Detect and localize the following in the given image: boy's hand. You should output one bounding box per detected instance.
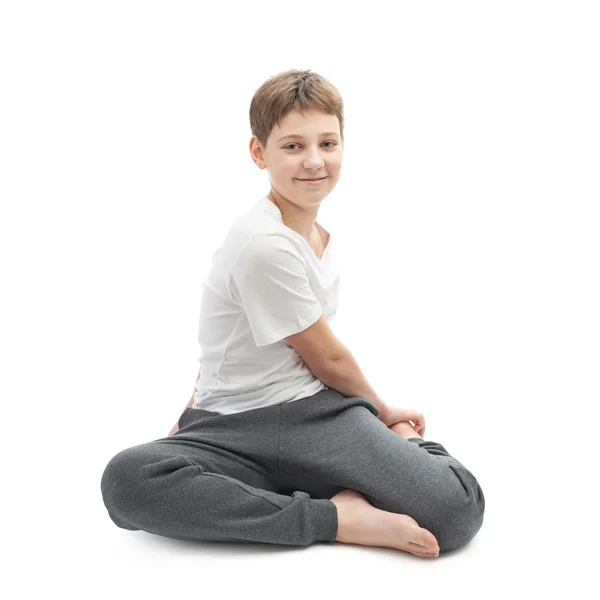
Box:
[380,406,426,437]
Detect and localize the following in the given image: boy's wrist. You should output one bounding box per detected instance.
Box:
[317,355,390,419]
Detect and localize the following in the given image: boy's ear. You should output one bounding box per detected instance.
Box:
[249,136,267,168]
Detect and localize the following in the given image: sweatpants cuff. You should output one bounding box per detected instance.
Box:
[311,499,338,543]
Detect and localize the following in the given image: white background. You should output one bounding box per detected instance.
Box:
[1,1,598,598]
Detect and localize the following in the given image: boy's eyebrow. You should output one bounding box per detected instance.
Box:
[277,132,340,142]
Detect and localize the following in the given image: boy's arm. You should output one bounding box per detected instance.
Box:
[168,366,201,436]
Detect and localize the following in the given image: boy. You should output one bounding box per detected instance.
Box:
[101,69,485,557]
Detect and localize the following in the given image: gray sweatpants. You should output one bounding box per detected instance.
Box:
[100,388,485,552]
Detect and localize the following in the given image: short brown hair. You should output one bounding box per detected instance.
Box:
[249,69,344,149]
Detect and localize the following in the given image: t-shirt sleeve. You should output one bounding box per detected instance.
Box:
[229,236,323,347]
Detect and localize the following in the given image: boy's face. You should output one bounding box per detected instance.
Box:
[250,108,344,207]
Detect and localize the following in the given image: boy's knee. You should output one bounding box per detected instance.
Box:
[436,476,485,553]
[100,447,147,530]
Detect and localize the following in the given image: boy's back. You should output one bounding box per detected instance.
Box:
[193,195,340,415]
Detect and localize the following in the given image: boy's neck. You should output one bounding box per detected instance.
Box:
[266,191,321,243]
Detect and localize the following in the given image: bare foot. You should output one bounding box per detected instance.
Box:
[330,489,439,558]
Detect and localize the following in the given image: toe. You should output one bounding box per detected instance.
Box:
[409,544,440,558]
[416,530,438,550]
[410,539,437,551]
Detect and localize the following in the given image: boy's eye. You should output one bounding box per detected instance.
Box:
[284,141,337,150]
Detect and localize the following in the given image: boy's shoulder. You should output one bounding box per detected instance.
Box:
[225,199,295,254]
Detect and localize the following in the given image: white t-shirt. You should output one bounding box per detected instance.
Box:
[193,196,341,415]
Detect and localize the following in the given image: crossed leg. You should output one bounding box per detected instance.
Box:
[278,394,486,556]
[330,421,440,558]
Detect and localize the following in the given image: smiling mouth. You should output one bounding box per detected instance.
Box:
[298,177,327,181]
